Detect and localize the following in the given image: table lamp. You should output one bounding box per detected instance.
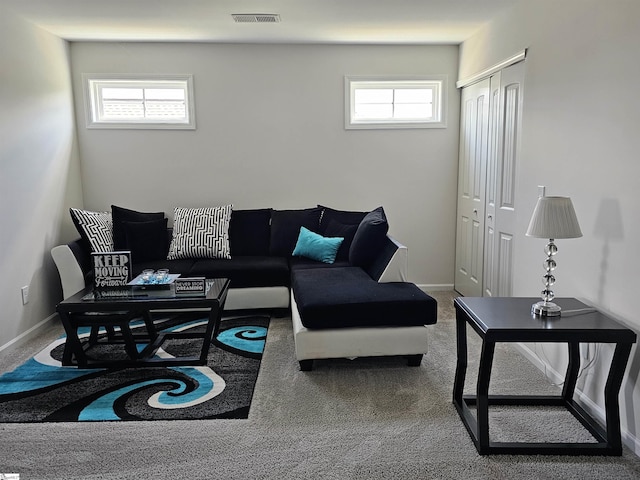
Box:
[526,195,582,317]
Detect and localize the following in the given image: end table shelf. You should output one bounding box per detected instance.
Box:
[453,297,636,456]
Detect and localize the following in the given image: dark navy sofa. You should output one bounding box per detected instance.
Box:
[52,205,437,370]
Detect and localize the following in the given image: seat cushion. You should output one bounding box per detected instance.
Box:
[189,256,290,288]
[289,257,351,271]
[292,267,437,329]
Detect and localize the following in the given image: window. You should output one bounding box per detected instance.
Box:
[345,76,446,129]
[84,74,195,129]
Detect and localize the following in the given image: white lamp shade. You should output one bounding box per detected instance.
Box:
[526,196,583,239]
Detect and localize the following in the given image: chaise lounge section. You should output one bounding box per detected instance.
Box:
[290,238,437,370]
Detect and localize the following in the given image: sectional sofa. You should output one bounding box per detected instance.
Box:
[52,204,437,370]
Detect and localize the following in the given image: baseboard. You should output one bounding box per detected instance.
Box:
[514,342,640,457]
[0,312,57,354]
[417,284,454,292]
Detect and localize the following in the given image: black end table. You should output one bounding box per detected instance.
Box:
[57,278,229,368]
[453,297,636,456]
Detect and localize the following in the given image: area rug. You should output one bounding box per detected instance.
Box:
[0,313,269,422]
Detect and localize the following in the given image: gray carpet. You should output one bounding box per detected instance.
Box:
[1,291,640,479]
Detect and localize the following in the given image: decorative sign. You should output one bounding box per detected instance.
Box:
[92,251,132,289]
[175,277,206,295]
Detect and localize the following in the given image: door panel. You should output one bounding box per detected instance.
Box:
[486,62,524,297]
[483,73,501,297]
[455,78,490,297]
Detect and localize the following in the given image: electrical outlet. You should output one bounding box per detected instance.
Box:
[21,285,29,305]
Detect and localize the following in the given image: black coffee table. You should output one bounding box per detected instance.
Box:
[57,278,229,368]
[453,296,636,456]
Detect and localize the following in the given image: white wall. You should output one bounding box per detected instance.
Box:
[0,9,83,349]
[460,0,640,454]
[69,42,460,288]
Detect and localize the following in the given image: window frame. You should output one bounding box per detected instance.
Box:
[344,75,447,130]
[83,74,196,130]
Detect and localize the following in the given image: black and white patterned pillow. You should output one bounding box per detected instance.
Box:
[167,205,232,260]
[69,208,114,252]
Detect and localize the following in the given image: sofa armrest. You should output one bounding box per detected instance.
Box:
[51,245,87,299]
[366,235,408,283]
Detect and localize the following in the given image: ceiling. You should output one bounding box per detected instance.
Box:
[2,0,517,44]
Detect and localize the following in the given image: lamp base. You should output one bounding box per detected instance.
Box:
[531,301,562,317]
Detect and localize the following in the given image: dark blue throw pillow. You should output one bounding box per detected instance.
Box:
[269,208,323,257]
[123,218,169,263]
[323,219,358,261]
[349,206,389,267]
[112,205,165,251]
[318,205,368,233]
[229,209,272,256]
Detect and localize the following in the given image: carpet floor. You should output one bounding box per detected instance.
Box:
[0,291,639,479]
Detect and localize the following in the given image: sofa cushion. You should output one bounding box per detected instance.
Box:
[229,208,272,256]
[69,208,113,252]
[167,205,232,260]
[289,257,351,271]
[189,256,290,288]
[349,207,389,268]
[269,207,322,257]
[322,219,358,261]
[292,266,437,329]
[123,218,169,263]
[292,227,343,264]
[318,205,368,232]
[111,205,165,251]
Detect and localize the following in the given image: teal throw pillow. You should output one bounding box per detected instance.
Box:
[292,227,344,264]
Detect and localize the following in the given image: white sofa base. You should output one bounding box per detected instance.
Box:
[291,292,430,368]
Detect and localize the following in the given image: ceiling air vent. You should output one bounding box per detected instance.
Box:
[232,14,281,24]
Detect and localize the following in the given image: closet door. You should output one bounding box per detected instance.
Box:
[483,72,502,297]
[483,62,524,297]
[454,78,490,297]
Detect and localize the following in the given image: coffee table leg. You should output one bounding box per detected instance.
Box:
[142,311,157,339]
[199,303,223,364]
[477,340,496,452]
[119,321,141,360]
[58,311,86,367]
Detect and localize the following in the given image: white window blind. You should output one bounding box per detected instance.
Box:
[84,75,195,129]
[345,76,446,129]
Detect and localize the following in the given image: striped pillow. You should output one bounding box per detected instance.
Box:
[69,208,114,252]
[167,205,232,260]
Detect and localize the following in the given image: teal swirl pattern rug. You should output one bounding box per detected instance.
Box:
[0,314,269,422]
